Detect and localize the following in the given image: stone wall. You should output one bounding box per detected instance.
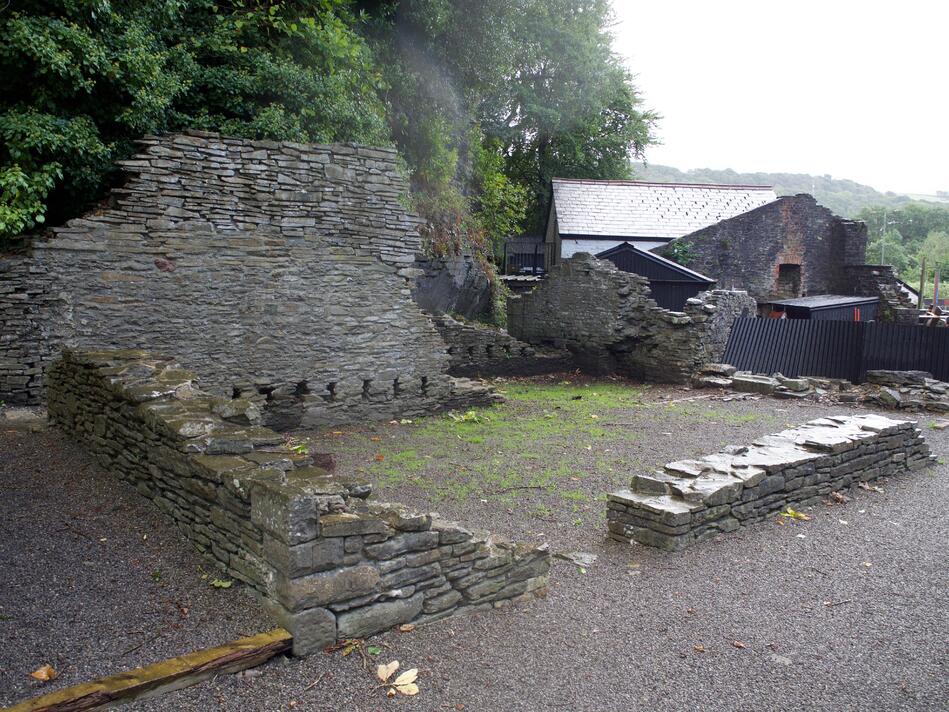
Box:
[506,253,755,383]
[608,414,933,551]
[0,131,467,427]
[0,256,58,404]
[844,265,918,323]
[47,349,550,655]
[431,314,573,377]
[661,195,868,303]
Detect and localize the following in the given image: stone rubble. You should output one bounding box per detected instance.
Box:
[607,414,934,551]
[694,364,949,415]
[47,349,550,656]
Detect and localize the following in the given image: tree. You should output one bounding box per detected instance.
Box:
[0,1,388,244]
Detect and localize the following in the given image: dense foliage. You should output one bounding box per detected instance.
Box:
[859,204,949,298]
[1,0,657,258]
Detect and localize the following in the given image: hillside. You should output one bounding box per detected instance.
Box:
[632,163,934,218]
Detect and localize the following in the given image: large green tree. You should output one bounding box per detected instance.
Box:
[0,0,387,243]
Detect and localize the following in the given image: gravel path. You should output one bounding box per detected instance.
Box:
[0,424,269,706]
[2,385,947,711]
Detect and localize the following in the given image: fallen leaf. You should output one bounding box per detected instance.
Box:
[396,682,420,696]
[779,507,811,521]
[30,664,57,682]
[732,640,747,649]
[210,578,232,589]
[693,644,705,653]
[367,645,382,656]
[374,454,385,462]
[376,660,399,683]
[393,669,418,687]
[370,436,381,442]
[398,623,415,633]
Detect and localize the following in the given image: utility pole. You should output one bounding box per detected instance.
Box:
[919,256,927,310]
[880,209,887,265]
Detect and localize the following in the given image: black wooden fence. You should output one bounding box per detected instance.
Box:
[723,318,949,383]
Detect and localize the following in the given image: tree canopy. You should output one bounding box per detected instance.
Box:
[1,0,658,256]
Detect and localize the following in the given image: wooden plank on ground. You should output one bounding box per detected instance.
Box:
[5,628,292,712]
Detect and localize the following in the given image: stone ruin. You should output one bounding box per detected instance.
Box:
[694,364,949,415]
[0,131,495,425]
[47,349,550,655]
[608,414,934,550]
[506,253,756,383]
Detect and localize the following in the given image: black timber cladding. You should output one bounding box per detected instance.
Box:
[595,242,715,311]
[723,318,949,383]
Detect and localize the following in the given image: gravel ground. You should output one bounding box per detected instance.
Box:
[2,382,947,711]
[0,422,269,706]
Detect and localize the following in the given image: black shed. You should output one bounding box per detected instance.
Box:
[767,295,879,321]
[595,242,716,311]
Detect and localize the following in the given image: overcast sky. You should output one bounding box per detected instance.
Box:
[611,0,948,195]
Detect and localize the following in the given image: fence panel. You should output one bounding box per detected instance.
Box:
[723,319,949,383]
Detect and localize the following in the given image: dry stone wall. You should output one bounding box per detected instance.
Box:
[607,414,934,551]
[0,131,468,427]
[431,314,573,377]
[506,253,755,383]
[47,349,550,655]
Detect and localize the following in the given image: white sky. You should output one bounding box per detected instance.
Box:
[611,0,948,195]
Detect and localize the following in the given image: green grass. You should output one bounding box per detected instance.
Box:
[329,381,785,507]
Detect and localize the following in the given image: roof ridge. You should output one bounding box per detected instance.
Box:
[551,178,775,190]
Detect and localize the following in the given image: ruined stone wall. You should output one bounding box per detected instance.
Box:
[506,254,755,383]
[1,131,457,427]
[661,195,868,302]
[47,349,550,655]
[844,265,918,323]
[608,414,933,550]
[431,314,573,377]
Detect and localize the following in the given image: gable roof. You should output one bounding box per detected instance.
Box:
[551,179,777,240]
[595,241,715,284]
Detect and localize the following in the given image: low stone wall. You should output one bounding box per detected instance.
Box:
[507,253,755,383]
[843,265,918,323]
[47,349,550,655]
[607,414,933,551]
[431,315,573,377]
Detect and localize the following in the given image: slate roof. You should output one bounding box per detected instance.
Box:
[768,295,879,309]
[551,179,778,240]
[595,242,715,284]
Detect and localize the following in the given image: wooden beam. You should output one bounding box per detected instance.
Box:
[6,628,292,712]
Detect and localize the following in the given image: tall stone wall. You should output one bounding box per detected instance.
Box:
[506,253,755,383]
[0,131,462,427]
[661,195,868,302]
[47,349,550,655]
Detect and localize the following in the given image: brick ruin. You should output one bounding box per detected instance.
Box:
[0,131,488,424]
[506,253,756,383]
[660,194,915,320]
[607,414,934,550]
[47,349,550,655]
